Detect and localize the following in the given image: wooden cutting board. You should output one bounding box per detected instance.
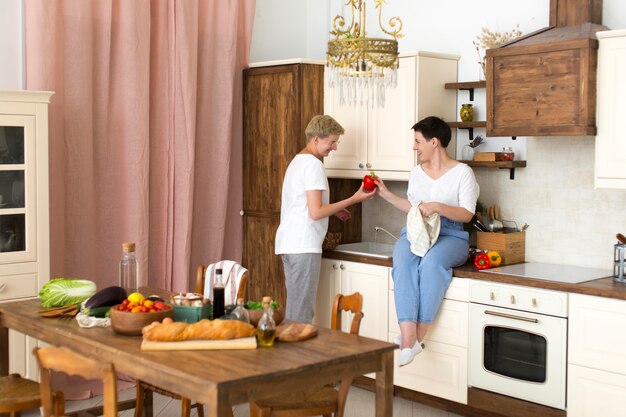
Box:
[141,336,257,351]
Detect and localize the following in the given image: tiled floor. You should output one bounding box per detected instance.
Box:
[23,386,463,417]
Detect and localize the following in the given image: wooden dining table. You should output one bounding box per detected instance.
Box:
[0,294,396,417]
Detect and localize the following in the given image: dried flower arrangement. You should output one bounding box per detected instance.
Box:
[473,25,523,79]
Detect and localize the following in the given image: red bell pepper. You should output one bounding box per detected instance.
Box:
[474,253,491,270]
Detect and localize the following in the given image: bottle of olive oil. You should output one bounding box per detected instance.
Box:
[256,296,276,347]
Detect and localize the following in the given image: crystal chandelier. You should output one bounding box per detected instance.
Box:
[327,0,404,107]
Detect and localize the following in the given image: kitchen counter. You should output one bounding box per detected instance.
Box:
[323,251,626,300]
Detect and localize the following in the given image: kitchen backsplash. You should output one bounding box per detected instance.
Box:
[362,136,626,270]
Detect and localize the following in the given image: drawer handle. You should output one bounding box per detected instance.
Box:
[510,295,516,304]
[358,163,365,169]
[340,264,345,270]
[332,264,338,270]
[485,310,538,323]
[489,291,495,301]
[532,298,537,307]
[366,162,372,169]
[0,283,6,293]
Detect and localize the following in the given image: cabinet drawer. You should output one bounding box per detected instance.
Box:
[389,296,468,348]
[569,294,626,374]
[0,273,38,302]
[390,333,468,404]
[568,364,626,417]
[470,280,567,317]
[389,276,469,301]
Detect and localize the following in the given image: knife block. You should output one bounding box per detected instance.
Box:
[477,231,525,265]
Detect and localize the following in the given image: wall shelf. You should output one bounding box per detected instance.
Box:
[445,81,486,101]
[461,160,526,180]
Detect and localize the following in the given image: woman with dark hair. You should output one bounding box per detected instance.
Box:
[375,116,479,367]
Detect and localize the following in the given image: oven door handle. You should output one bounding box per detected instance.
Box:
[484,309,539,323]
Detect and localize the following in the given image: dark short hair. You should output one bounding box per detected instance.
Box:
[411,116,451,148]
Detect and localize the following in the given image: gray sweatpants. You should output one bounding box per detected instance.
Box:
[281,253,321,323]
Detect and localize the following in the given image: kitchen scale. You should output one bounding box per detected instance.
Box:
[483,262,613,284]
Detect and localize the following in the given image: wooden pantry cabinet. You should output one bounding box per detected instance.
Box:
[0,90,52,379]
[242,61,324,306]
[595,30,626,189]
[323,52,459,180]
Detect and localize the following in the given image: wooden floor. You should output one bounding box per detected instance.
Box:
[22,386,463,417]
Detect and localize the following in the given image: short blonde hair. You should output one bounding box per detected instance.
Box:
[305,115,345,140]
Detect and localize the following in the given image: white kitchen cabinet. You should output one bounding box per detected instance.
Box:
[323,52,459,180]
[0,90,52,379]
[567,364,626,417]
[314,258,388,341]
[389,276,469,404]
[568,293,626,416]
[595,30,626,189]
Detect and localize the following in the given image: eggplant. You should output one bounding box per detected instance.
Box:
[84,286,127,309]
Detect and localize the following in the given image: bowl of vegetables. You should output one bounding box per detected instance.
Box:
[110,292,173,336]
[245,300,284,327]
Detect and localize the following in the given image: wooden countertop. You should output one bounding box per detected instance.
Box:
[323,251,626,301]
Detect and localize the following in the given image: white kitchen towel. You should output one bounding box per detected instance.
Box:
[203,260,248,305]
[406,203,441,257]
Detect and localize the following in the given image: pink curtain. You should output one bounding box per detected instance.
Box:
[24,0,255,292]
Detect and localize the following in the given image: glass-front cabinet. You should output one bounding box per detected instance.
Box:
[0,90,53,379]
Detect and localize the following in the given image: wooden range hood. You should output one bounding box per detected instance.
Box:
[486,0,608,137]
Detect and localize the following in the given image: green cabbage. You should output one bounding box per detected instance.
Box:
[39,278,97,307]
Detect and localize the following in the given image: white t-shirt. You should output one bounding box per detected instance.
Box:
[407,163,479,214]
[275,154,329,254]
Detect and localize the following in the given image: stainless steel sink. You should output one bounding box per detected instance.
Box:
[333,242,394,259]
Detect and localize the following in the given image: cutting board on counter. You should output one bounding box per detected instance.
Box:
[141,336,257,351]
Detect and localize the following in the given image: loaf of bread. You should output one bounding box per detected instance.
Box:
[142,318,256,342]
[275,322,318,342]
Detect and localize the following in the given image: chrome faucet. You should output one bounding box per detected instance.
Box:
[374,226,399,241]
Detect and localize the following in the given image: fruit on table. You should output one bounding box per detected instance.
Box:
[474,253,491,270]
[487,251,502,267]
[115,293,171,313]
[363,171,378,191]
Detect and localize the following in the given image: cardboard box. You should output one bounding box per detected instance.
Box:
[477,231,525,265]
[473,152,504,161]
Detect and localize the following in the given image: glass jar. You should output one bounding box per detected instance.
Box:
[502,147,515,161]
[460,104,474,122]
[462,145,475,161]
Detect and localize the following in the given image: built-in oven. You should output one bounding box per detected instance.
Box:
[469,280,568,410]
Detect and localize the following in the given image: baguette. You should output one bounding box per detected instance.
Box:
[142,318,255,342]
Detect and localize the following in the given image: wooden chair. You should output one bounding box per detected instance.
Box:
[134,263,248,417]
[0,373,41,417]
[249,292,364,417]
[34,346,115,417]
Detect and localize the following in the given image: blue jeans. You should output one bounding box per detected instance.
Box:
[392,217,469,324]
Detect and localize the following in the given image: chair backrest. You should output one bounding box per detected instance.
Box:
[329,292,364,417]
[34,346,118,417]
[194,261,249,305]
[330,292,364,335]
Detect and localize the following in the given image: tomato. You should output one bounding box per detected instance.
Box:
[131,306,142,313]
[363,171,378,191]
[122,299,130,306]
[487,250,502,267]
[142,299,154,308]
[474,253,491,270]
[153,301,169,311]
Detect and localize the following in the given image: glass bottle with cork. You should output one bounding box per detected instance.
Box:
[119,242,138,293]
[232,298,250,323]
[212,268,225,319]
[256,296,276,347]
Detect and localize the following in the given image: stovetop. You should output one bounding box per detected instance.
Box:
[482,262,613,284]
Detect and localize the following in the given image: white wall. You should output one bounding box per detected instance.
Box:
[252,0,626,270]
[0,0,24,89]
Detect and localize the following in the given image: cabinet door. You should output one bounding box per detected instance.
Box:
[0,116,36,265]
[596,32,626,189]
[568,364,626,417]
[339,261,388,341]
[314,258,340,328]
[569,293,626,374]
[368,56,416,172]
[323,78,367,172]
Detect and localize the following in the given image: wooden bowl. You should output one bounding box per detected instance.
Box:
[247,307,285,327]
[110,304,174,336]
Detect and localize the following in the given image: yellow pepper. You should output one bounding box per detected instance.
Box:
[487,251,502,267]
